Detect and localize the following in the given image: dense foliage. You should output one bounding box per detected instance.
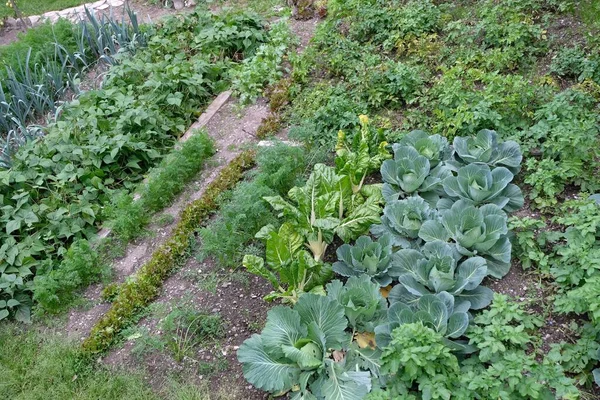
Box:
[0,9,271,321]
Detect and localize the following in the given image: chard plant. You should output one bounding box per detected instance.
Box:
[332,235,400,287]
[419,200,512,278]
[335,114,391,193]
[370,195,438,248]
[243,223,332,304]
[263,164,382,262]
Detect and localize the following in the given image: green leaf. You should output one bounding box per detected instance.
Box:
[458,286,494,310]
[321,360,370,400]
[446,312,469,338]
[243,255,279,288]
[6,219,21,234]
[0,309,9,320]
[262,306,307,356]
[238,334,301,393]
[294,294,347,350]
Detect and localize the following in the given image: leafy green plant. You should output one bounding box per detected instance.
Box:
[448,129,523,174]
[243,226,332,303]
[508,216,551,270]
[237,293,373,399]
[332,235,400,287]
[392,240,493,310]
[419,200,512,278]
[335,115,390,193]
[441,163,524,212]
[398,130,452,168]
[466,293,542,362]
[326,275,387,332]
[368,322,460,400]
[370,195,438,249]
[375,293,471,352]
[33,240,103,315]
[231,19,295,104]
[381,144,450,204]
[547,323,600,387]
[263,164,381,261]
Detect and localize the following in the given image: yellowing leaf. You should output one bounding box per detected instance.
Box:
[354,332,376,349]
[380,285,392,299]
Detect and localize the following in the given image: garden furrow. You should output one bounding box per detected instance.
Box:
[65,97,269,341]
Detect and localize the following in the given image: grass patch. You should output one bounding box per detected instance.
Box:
[0,0,88,19]
[0,324,157,400]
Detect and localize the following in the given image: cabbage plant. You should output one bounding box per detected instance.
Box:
[238,293,373,399]
[392,240,493,310]
[419,200,511,278]
[327,275,387,332]
[397,130,452,168]
[370,195,438,248]
[441,163,524,212]
[381,145,451,203]
[374,293,472,353]
[333,235,401,287]
[449,129,522,174]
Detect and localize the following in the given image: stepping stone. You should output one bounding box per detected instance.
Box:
[108,0,124,7]
[174,0,185,10]
[96,3,110,10]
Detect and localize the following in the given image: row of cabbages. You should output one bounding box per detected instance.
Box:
[238,121,524,399]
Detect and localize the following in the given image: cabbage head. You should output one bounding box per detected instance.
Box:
[374,293,472,353]
[333,235,401,286]
[441,163,524,212]
[370,195,438,248]
[327,276,387,332]
[397,130,452,168]
[392,240,493,310]
[238,293,373,399]
[381,145,450,203]
[418,200,511,278]
[449,129,522,174]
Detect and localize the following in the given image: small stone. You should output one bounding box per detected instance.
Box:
[211,308,219,313]
[173,0,184,10]
[28,15,41,26]
[239,294,244,298]
[186,0,197,6]
[5,17,17,29]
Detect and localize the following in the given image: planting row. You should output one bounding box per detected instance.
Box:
[0,7,147,154]
[237,118,579,399]
[0,9,290,321]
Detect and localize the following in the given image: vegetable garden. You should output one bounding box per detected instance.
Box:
[2,0,600,399]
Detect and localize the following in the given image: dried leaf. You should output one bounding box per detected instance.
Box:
[354,332,376,349]
[380,285,392,298]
